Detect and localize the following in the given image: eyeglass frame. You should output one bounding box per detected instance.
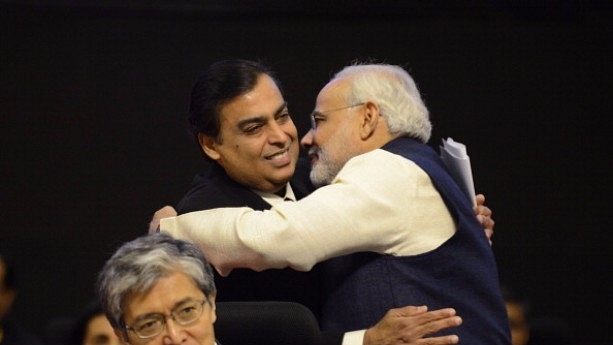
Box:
[309,102,365,130]
[123,298,210,339]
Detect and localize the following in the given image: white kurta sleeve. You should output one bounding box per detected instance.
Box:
[160,149,454,275]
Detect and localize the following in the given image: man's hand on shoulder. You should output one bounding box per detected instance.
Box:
[148,205,177,233]
[474,194,495,245]
[363,306,461,345]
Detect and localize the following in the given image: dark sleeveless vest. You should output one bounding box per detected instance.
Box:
[319,137,511,345]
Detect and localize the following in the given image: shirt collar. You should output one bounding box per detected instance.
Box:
[253,183,296,206]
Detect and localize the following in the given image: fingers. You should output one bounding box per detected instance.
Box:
[413,335,459,345]
[477,213,495,230]
[475,193,486,206]
[363,307,461,345]
[485,231,493,245]
[156,205,178,218]
[473,193,495,244]
[473,195,492,223]
[416,312,462,337]
[477,214,495,245]
[148,218,161,234]
[474,204,492,218]
[391,305,429,316]
[148,205,177,234]
[396,308,461,339]
[485,216,495,230]
[392,306,456,322]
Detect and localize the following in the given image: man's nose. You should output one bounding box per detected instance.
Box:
[268,122,289,144]
[300,129,314,149]
[162,319,188,345]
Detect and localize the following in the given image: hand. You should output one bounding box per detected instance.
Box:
[474,194,495,245]
[363,306,462,345]
[148,205,177,234]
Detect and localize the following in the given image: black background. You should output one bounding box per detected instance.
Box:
[1,1,612,344]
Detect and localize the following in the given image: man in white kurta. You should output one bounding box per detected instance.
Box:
[160,148,455,276]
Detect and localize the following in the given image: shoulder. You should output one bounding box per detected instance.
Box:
[346,149,420,172]
[176,166,265,213]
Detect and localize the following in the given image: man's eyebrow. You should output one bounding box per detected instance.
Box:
[236,115,266,130]
[131,297,199,322]
[171,297,198,309]
[310,108,330,119]
[132,312,160,323]
[236,102,288,128]
[273,102,289,117]
[311,110,324,117]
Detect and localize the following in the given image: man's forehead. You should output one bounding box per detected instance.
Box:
[220,101,287,126]
[317,78,349,105]
[220,83,285,121]
[125,272,202,313]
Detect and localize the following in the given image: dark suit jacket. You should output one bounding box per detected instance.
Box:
[176,159,343,345]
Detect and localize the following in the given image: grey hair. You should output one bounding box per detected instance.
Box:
[96,233,216,330]
[333,63,432,143]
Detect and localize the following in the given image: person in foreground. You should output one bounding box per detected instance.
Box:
[97,233,218,345]
[156,62,511,344]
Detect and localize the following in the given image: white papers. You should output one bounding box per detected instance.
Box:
[440,137,476,206]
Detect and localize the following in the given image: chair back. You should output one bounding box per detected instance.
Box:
[214,301,321,345]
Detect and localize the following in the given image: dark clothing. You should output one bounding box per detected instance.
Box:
[177,159,345,344]
[176,158,328,320]
[178,159,315,215]
[176,159,343,345]
[0,320,42,345]
[319,137,511,345]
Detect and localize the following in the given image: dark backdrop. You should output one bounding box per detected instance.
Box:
[1,2,611,344]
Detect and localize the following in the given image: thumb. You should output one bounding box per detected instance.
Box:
[148,205,177,233]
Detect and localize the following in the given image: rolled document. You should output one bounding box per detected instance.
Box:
[440,137,476,206]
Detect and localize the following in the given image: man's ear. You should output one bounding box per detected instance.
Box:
[359,101,380,139]
[197,133,221,161]
[208,293,218,324]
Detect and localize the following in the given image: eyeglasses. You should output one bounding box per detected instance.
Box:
[309,103,365,130]
[124,299,209,339]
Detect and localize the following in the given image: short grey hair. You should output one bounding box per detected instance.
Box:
[333,63,432,143]
[97,233,216,330]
